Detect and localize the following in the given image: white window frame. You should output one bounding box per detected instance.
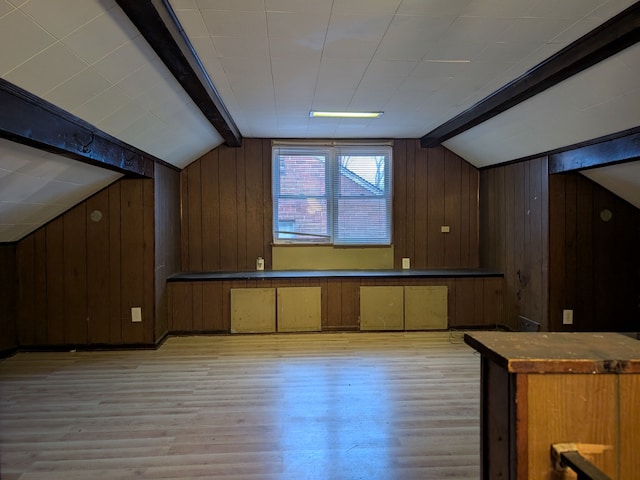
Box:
[272,143,392,246]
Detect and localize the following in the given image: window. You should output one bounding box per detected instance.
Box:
[272,144,392,245]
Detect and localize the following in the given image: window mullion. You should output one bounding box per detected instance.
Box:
[327,149,335,243]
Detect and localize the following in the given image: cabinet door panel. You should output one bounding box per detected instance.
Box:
[404,286,448,330]
[277,287,321,332]
[360,286,404,330]
[230,288,276,333]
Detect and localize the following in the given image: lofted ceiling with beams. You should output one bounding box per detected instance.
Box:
[1,0,639,242]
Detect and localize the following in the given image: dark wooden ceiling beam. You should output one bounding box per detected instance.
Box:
[420,2,640,148]
[0,78,155,177]
[549,127,640,173]
[117,0,242,147]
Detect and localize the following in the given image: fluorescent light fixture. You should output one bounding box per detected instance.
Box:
[309,111,383,118]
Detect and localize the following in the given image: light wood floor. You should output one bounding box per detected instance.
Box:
[0,332,481,479]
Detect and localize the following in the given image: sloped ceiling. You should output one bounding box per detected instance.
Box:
[1,0,639,242]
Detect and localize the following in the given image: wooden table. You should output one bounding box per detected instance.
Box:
[464,332,640,479]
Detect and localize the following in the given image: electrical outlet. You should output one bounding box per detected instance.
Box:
[402,257,411,269]
[562,309,573,325]
[441,225,450,233]
[131,307,142,323]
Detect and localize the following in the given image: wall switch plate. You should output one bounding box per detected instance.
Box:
[562,309,573,325]
[402,257,411,269]
[131,307,142,323]
[441,225,450,233]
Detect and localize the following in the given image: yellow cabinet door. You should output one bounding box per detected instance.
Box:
[404,286,448,330]
[360,286,404,330]
[230,288,276,333]
[277,287,322,332]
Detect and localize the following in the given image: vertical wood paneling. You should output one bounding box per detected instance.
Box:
[413,143,428,267]
[474,279,486,326]
[480,167,505,271]
[186,161,203,271]
[575,178,594,329]
[180,168,189,270]
[63,205,87,344]
[325,279,343,329]
[480,158,549,331]
[459,161,475,266]
[17,236,35,345]
[526,159,546,328]
[169,282,193,331]
[87,190,111,344]
[0,244,18,353]
[444,149,462,266]
[564,173,578,328]
[182,138,479,273]
[483,278,503,327]
[391,141,479,270]
[481,154,639,333]
[154,163,181,342]
[142,177,156,344]
[392,139,407,267]
[120,180,146,344]
[452,278,473,327]
[427,148,445,267]
[221,280,233,331]
[17,175,158,348]
[45,219,65,345]
[201,150,220,270]
[245,139,265,265]
[32,229,48,344]
[191,282,204,331]
[261,139,273,269]
[219,146,238,270]
[340,280,360,329]
[503,165,517,329]
[202,281,224,331]
[612,194,639,328]
[405,140,416,262]
[236,145,248,268]
[108,182,123,344]
[548,174,566,332]
[549,172,640,332]
[512,163,526,324]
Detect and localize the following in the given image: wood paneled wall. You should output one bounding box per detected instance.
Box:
[393,140,479,269]
[181,138,272,271]
[479,157,549,330]
[0,244,18,354]
[17,177,157,347]
[181,138,480,271]
[154,164,182,342]
[167,276,503,332]
[549,172,640,332]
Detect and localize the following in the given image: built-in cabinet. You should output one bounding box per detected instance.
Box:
[168,272,503,333]
[360,286,447,330]
[230,287,322,333]
[231,288,276,333]
[277,287,322,332]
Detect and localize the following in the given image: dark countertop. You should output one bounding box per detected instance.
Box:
[168,268,504,282]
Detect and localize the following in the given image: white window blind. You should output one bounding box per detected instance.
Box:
[272,144,392,245]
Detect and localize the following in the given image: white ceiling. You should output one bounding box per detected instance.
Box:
[0,138,122,241]
[1,0,639,242]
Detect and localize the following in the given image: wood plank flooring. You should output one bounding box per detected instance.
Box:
[0,332,481,479]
